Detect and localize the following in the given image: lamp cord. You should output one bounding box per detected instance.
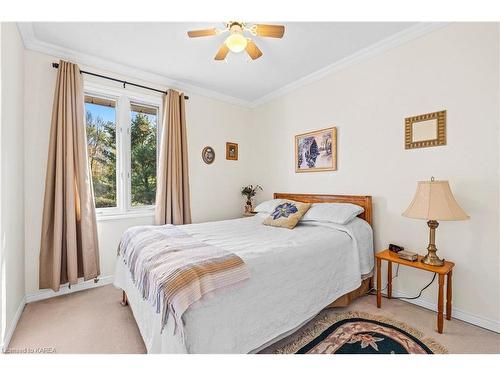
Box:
[368,264,437,300]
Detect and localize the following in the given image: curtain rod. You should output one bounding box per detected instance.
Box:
[51,63,189,99]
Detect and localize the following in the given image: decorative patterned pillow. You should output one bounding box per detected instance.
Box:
[263,200,312,229]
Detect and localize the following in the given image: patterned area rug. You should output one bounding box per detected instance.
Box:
[274,312,447,354]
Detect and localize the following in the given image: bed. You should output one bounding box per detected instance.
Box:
[113,193,374,353]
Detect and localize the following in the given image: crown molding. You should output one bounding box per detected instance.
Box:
[17,22,449,110]
[16,23,254,108]
[249,22,450,108]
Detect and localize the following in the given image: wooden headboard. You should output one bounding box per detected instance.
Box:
[273,193,373,226]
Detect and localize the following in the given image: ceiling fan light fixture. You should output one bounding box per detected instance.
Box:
[224,33,247,53]
[187,22,284,61]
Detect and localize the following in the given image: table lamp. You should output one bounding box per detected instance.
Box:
[402,177,469,266]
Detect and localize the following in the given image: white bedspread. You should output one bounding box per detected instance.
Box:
[113,214,374,353]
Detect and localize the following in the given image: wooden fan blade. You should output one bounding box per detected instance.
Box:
[245,40,263,60]
[255,24,285,38]
[214,44,230,60]
[187,28,217,38]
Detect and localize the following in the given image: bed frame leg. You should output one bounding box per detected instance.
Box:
[121,290,128,306]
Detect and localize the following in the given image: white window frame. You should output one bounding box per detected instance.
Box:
[84,82,163,220]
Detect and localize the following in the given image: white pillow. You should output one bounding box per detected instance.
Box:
[254,199,286,213]
[301,203,364,225]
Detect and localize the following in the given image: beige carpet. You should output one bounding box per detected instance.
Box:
[7,285,500,354]
[9,285,146,354]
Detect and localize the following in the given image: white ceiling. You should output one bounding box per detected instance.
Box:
[25,22,423,104]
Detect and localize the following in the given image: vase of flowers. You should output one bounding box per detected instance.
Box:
[241,185,262,213]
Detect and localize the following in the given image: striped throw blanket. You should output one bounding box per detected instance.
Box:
[118,225,250,337]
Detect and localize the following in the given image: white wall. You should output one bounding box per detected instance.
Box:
[252,23,500,327]
[0,23,25,346]
[0,20,3,347]
[17,23,500,331]
[23,50,255,293]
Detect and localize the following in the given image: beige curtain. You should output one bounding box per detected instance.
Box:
[39,60,100,292]
[155,89,191,225]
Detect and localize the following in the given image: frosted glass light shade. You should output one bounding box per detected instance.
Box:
[402,179,469,221]
[225,33,247,53]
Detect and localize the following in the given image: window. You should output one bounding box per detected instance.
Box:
[85,96,117,209]
[84,88,161,217]
[130,103,158,207]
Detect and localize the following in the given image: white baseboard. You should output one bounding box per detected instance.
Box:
[25,275,114,303]
[391,289,500,333]
[1,296,26,353]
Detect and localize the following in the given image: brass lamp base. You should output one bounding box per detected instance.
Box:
[421,220,445,267]
[421,250,444,266]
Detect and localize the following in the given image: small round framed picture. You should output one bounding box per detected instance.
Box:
[202,146,215,164]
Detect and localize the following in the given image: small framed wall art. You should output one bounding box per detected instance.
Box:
[226,142,238,161]
[405,110,446,149]
[202,146,215,164]
[295,127,337,173]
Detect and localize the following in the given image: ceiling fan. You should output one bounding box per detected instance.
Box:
[187,22,285,61]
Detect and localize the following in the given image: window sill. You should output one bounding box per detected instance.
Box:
[96,211,155,222]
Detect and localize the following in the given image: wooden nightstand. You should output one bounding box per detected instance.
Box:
[375,249,455,334]
[242,212,257,217]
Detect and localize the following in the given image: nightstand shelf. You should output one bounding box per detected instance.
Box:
[375,249,455,334]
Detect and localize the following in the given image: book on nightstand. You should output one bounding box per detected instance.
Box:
[397,250,418,262]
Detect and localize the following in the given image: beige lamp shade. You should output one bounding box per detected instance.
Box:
[402,179,469,221]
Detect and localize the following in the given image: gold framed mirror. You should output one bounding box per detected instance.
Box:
[405,110,446,149]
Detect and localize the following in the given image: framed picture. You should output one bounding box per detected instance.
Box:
[202,146,215,164]
[226,142,238,161]
[295,127,337,173]
[405,110,446,149]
